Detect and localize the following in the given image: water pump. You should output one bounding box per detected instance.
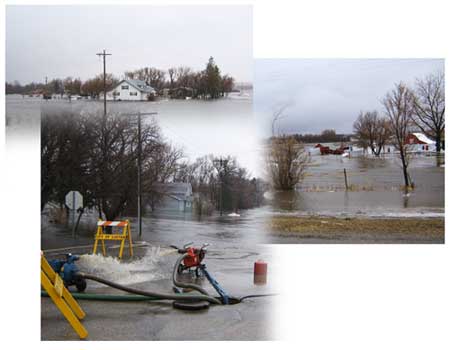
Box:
[48,253,87,292]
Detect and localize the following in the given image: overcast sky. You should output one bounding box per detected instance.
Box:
[255,59,444,135]
[6,5,252,84]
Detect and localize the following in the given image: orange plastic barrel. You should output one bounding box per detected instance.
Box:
[254,260,267,285]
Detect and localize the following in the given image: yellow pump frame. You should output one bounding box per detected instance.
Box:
[41,254,88,339]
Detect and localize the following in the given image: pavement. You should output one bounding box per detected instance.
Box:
[41,211,276,340]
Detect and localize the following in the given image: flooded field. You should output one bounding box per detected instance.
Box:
[268,153,445,243]
[7,92,262,175]
[270,153,444,217]
[5,95,41,142]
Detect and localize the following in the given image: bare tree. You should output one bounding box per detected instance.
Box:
[413,71,445,153]
[267,135,309,191]
[125,67,166,91]
[353,110,392,156]
[383,83,415,189]
[167,68,176,89]
[175,66,192,87]
[267,104,309,190]
[271,104,289,137]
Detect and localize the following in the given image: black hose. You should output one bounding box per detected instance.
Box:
[172,253,211,296]
[71,252,276,306]
[76,272,221,305]
[237,293,278,302]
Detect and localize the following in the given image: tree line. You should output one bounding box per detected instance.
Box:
[175,155,266,215]
[8,57,235,100]
[42,108,262,221]
[292,129,351,143]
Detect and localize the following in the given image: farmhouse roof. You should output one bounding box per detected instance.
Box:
[112,79,156,93]
[412,133,435,144]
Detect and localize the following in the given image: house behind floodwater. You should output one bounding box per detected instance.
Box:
[106,79,156,101]
[147,182,193,218]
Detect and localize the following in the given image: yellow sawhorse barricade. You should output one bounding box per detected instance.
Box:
[93,220,133,259]
[41,254,88,339]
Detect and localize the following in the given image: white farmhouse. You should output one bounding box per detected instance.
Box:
[106,79,156,101]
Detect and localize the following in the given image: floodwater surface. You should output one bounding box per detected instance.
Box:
[8,92,263,176]
[270,154,444,217]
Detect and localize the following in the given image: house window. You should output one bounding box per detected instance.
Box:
[130,92,138,96]
[121,85,129,90]
[113,92,120,96]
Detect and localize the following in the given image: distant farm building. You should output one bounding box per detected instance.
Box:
[406,133,436,152]
[107,79,156,101]
[347,132,437,157]
[314,143,349,155]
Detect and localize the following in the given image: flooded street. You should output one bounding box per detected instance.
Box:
[41,207,276,340]
[33,92,277,340]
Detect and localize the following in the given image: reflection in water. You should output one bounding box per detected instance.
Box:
[436,154,445,167]
[403,192,410,208]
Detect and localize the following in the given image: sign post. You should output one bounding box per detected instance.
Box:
[65,191,83,238]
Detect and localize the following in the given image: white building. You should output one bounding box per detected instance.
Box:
[348,132,437,157]
[406,133,436,153]
[106,79,156,101]
[348,143,400,157]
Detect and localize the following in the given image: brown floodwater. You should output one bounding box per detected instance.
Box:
[269,154,444,217]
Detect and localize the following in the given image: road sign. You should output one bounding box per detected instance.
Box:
[65,191,83,210]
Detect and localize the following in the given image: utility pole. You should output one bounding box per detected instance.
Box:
[96,49,112,116]
[137,112,142,238]
[121,112,157,237]
[44,76,48,101]
[219,169,223,216]
[214,157,228,216]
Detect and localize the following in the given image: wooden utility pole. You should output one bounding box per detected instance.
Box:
[137,112,142,237]
[120,112,157,237]
[96,49,112,116]
[44,76,48,101]
[214,157,228,216]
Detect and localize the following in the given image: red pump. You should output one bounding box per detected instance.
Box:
[170,242,209,276]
